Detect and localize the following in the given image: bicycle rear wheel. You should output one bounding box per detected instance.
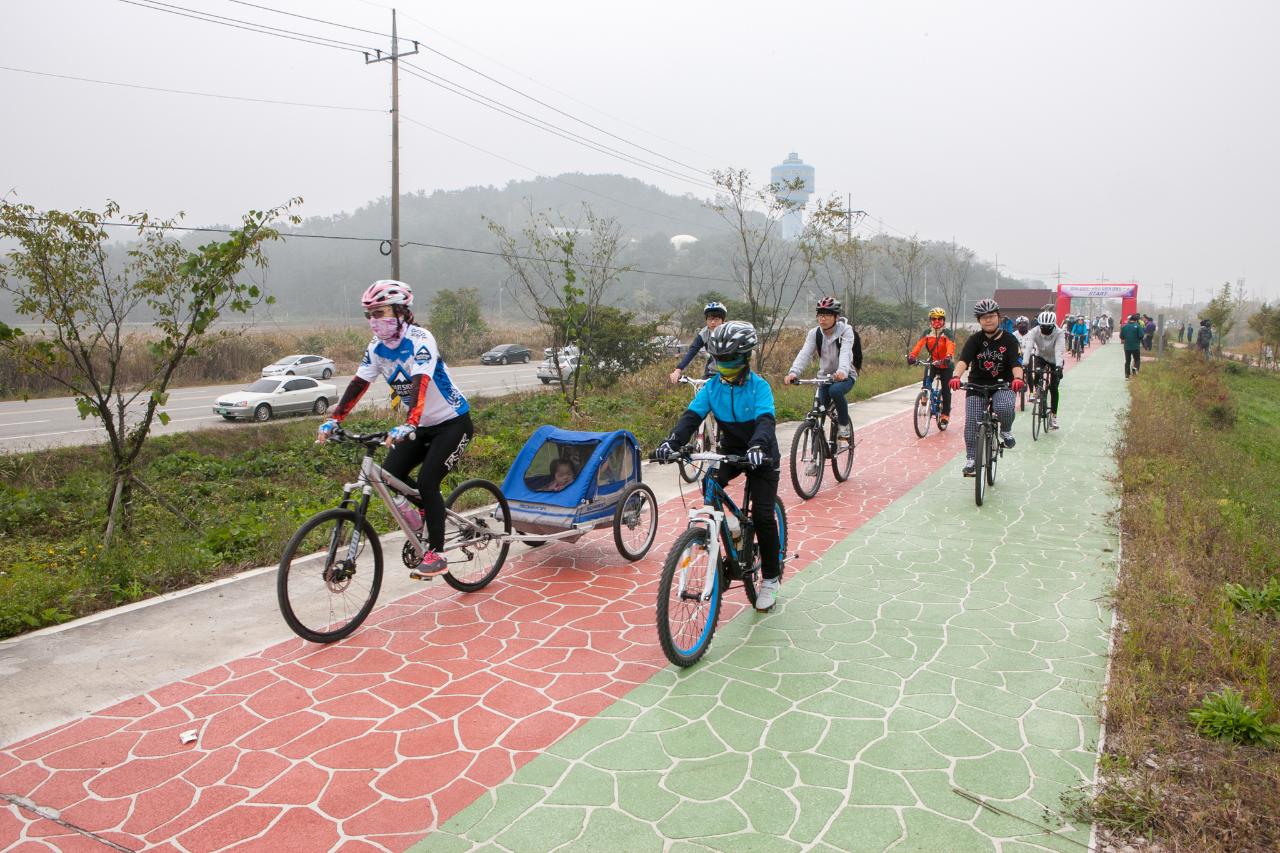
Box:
[830,419,854,482]
[441,479,511,593]
[278,508,383,643]
[656,527,721,667]
[742,498,788,607]
[789,420,825,500]
[974,425,988,507]
[913,389,932,438]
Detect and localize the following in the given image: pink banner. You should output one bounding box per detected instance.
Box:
[1059,284,1137,298]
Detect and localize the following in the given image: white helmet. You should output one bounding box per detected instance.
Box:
[1037,311,1057,327]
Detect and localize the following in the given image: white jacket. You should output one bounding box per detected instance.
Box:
[1024,326,1065,368]
[789,319,856,380]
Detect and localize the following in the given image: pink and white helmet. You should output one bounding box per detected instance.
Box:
[360,279,414,310]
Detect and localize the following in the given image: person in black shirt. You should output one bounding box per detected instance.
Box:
[949,298,1026,477]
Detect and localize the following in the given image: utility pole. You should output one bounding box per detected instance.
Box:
[1166,280,1175,308]
[365,9,419,280]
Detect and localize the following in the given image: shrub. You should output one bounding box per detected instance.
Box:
[1188,688,1280,747]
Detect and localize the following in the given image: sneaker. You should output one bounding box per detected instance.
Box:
[1048,414,1059,430]
[409,550,449,580]
[755,577,781,611]
[1001,431,1016,449]
[837,422,851,439]
[962,459,976,477]
[938,415,950,428]
[804,460,819,477]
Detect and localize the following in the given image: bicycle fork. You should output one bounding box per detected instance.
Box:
[678,506,724,603]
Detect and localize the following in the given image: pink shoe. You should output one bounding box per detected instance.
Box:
[409,550,448,580]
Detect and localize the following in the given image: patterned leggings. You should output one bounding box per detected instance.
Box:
[963,389,1015,460]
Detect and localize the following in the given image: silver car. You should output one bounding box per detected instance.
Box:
[214,377,338,422]
[261,354,335,379]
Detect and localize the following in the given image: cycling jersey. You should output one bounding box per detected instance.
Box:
[909,330,955,364]
[333,325,469,427]
[670,370,779,463]
[1024,326,1066,368]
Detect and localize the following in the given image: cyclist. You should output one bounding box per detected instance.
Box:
[906,307,955,427]
[1024,310,1066,429]
[317,280,472,579]
[1012,315,1032,366]
[669,301,727,383]
[784,296,862,441]
[1070,315,1090,352]
[949,298,1025,477]
[655,321,783,611]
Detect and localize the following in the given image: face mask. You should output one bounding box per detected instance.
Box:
[1040,325,1054,335]
[930,320,944,330]
[369,316,401,342]
[716,356,747,381]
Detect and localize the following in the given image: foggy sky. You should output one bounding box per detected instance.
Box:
[3,0,1277,305]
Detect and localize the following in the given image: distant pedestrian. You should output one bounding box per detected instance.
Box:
[1195,319,1213,359]
[1184,322,1193,344]
[1263,343,1275,368]
[1142,315,1156,351]
[1120,313,1144,377]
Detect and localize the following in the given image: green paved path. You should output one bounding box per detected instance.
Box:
[417,347,1126,852]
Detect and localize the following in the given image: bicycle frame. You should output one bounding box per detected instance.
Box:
[795,376,837,453]
[676,453,752,604]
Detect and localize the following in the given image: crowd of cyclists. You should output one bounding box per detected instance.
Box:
[318,279,1118,612]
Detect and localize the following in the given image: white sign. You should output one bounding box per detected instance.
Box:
[1060,285,1137,298]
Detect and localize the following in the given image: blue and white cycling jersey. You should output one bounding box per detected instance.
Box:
[354,325,469,427]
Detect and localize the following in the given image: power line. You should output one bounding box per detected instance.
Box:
[399,62,717,192]
[117,0,371,54]
[218,0,393,38]
[0,64,383,113]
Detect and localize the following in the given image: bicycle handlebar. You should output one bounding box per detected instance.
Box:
[960,381,1012,394]
[649,446,754,467]
[794,375,833,386]
[679,376,708,389]
[322,426,391,448]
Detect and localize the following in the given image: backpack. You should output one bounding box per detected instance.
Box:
[814,322,863,371]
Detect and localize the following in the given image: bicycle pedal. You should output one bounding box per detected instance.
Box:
[408,570,437,581]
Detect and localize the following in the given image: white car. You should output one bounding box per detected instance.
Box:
[261,354,335,379]
[214,377,337,422]
[537,354,580,385]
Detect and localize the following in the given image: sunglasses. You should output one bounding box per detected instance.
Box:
[364,308,396,320]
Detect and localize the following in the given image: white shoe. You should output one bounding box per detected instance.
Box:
[837,422,851,439]
[1048,415,1059,430]
[804,461,819,477]
[755,578,780,611]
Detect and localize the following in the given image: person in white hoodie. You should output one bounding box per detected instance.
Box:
[784,296,863,439]
[1023,310,1066,430]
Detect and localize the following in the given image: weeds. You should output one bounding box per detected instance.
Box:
[1189,688,1280,747]
[1224,578,1280,615]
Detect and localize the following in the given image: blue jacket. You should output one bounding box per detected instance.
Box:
[669,370,779,463]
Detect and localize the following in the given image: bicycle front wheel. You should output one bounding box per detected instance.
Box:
[830,419,854,482]
[441,478,511,593]
[789,420,825,500]
[1032,397,1043,441]
[986,421,1000,486]
[656,527,721,667]
[278,508,383,644]
[913,389,932,438]
[974,425,988,507]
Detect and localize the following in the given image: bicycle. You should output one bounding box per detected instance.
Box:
[651,448,788,667]
[789,375,855,500]
[676,376,719,484]
[912,360,950,438]
[962,382,1010,507]
[1070,335,1083,361]
[1029,364,1052,442]
[277,427,512,643]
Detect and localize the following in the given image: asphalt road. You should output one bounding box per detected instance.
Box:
[0,362,543,453]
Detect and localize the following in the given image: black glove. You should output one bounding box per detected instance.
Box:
[654,441,675,463]
[746,446,766,468]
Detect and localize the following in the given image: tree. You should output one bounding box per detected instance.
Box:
[707,168,844,367]
[814,233,877,332]
[1201,281,1243,357]
[1247,303,1280,359]
[675,290,755,335]
[485,203,631,407]
[0,197,298,544]
[886,234,929,345]
[934,241,974,331]
[429,287,488,360]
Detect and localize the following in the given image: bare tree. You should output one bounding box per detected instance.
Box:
[708,168,844,367]
[814,232,876,332]
[485,203,631,406]
[886,234,929,344]
[934,241,974,333]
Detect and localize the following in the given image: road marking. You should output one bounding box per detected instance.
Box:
[0,419,51,428]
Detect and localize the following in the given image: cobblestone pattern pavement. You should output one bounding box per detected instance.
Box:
[0,368,987,851]
[415,347,1123,852]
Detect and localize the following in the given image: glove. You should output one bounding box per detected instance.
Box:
[654,441,675,462]
[949,377,963,391]
[388,424,416,444]
[746,446,766,469]
[316,419,339,443]
[906,355,917,366]
[1011,378,1026,393]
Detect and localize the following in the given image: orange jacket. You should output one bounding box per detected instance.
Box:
[910,331,955,363]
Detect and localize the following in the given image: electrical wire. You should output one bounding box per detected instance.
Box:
[218,0,393,38]
[0,64,383,113]
[116,0,371,54]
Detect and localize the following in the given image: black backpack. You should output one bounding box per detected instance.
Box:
[1196,326,1213,348]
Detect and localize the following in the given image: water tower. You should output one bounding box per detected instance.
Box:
[770,152,815,240]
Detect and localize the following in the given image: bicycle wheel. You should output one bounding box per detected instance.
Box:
[614,482,658,561]
[986,419,1000,487]
[278,508,383,644]
[441,478,511,593]
[1032,395,1043,441]
[974,425,988,507]
[1018,387,1027,412]
[830,418,854,482]
[789,420,825,500]
[913,389,932,438]
[656,527,721,667]
[742,498,788,607]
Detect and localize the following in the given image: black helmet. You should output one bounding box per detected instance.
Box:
[703,301,727,319]
[1128,313,1141,322]
[1201,318,1211,326]
[706,320,758,359]
[973,298,1000,317]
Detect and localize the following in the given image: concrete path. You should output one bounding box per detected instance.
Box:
[0,348,1123,852]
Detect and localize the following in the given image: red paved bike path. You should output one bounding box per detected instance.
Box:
[0,405,975,852]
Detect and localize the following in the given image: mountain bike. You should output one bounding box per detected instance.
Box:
[277,428,511,643]
[1030,364,1051,441]
[676,376,718,483]
[1070,335,1083,361]
[912,361,950,438]
[963,382,1010,507]
[651,449,788,667]
[789,375,855,500]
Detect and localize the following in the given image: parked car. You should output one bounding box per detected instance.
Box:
[480,343,532,365]
[536,353,580,385]
[652,335,684,355]
[214,377,337,422]
[261,354,335,379]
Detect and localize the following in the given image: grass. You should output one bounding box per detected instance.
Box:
[0,352,918,640]
[1084,351,1280,851]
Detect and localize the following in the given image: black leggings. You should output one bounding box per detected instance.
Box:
[382,414,473,551]
[1032,358,1062,414]
[1125,349,1141,377]
[716,463,782,580]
